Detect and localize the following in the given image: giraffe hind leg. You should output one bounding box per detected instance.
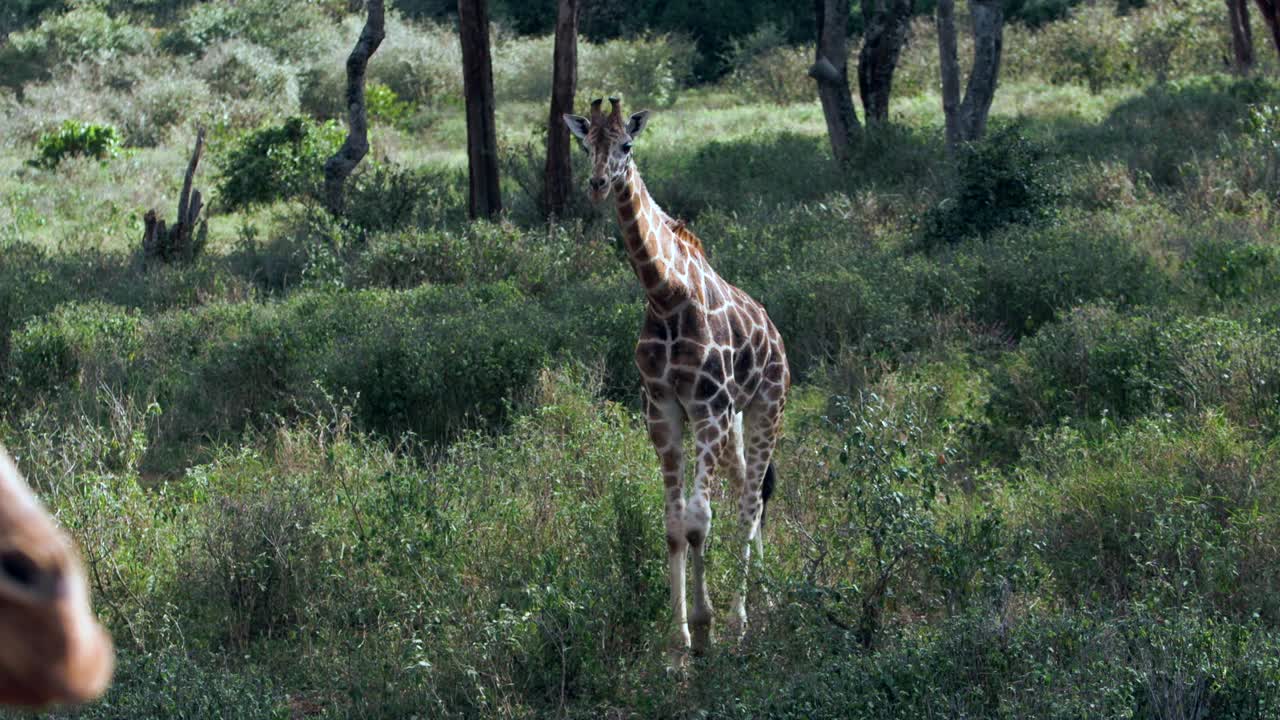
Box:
[730,397,784,634]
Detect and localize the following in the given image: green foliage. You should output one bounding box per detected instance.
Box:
[194,40,301,126]
[0,3,151,88]
[9,301,141,395]
[805,392,949,647]
[1019,414,1280,624]
[723,24,811,105]
[948,218,1165,335]
[1188,235,1280,303]
[31,120,120,168]
[919,127,1062,250]
[364,82,412,126]
[989,306,1280,450]
[214,117,343,210]
[494,32,697,108]
[159,0,339,64]
[48,650,288,719]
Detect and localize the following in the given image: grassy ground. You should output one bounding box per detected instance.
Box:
[5,1,1280,717]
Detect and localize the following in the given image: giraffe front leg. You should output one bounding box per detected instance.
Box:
[687,411,731,655]
[646,396,690,665]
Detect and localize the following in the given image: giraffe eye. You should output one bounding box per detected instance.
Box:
[621,142,632,153]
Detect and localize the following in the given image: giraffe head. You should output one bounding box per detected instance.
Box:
[0,447,113,707]
[563,97,651,203]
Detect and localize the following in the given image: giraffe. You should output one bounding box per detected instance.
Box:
[564,98,790,659]
[0,446,113,707]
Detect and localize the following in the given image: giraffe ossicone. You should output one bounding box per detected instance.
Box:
[564,98,790,662]
[0,447,114,707]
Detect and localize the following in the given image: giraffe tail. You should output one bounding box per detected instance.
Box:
[760,462,777,529]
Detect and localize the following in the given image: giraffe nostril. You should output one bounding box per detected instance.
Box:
[589,178,607,190]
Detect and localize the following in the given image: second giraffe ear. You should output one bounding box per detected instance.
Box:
[563,114,590,142]
[626,110,651,138]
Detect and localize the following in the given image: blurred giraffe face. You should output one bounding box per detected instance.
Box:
[563,99,651,203]
[0,448,113,707]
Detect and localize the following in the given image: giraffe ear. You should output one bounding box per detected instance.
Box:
[626,110,651,138]
[563,114,590,143]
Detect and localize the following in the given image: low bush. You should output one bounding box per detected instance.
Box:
[195,40,301,127]
[31,120,120,168]
[948,216,1165,335]
[6,283,642,459]
[0,4,151,89]
[494,32,697,107]
[159,0,340,65]
[989,306,1280,447]
[918,127,1062,250]
[722,24,811,105]
[214,117,344,210]
[1018,414,1280,623]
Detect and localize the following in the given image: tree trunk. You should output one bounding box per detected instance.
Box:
[936,0,962,150]
[858,0,915,125]
[459,0,502,219]
[324,0,385,215]
[1255,0,1280,60]
[543,0,578,220]
[1229,0,1255,73]
[811,0,861,163]
[958,0,1004,143]
[143,129,208,268]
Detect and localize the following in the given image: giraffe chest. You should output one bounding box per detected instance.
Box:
[635,289,775,412]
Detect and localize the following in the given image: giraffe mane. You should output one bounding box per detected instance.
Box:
[666,218,704,256]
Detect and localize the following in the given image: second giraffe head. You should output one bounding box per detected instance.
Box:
[563,97,651,203]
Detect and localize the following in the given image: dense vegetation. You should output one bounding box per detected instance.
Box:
[4,0,1280,717]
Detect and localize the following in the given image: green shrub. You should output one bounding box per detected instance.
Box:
[365,81,412,126]
[31,120,120,168]
[160,0,339,64]
[365,16,463,109]
[723,24,811,105]
[919,127,1062,250]
[341,162,468,233]
[10,302,142,396]
[195,40,301,127]
[988,306,1280,448]
[51,649,287,719]
[214,117,343,210]
[1018,414,1280,623]
[583,33,698,108]
[950,217,1165,335]
[1188,235,1280,303]
[493,33,698,107]
[0,4,151,88]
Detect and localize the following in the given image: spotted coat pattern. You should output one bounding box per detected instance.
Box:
[566,99,790,658]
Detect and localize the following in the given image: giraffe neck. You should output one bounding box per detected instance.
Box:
[613,161,698,310]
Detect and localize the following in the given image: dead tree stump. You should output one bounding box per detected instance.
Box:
[143,128,208,268]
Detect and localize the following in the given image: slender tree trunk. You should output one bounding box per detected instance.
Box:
[936,0,962,150]
[143,129,208,268]
[858,0,915,125]
[958,0,1004,142]
[1254,0,1280,59]
[458,0,502,219]
[544,0,578,220]
[1229,0,1255,73]
[324,0,385,215]
[811,0,861,163]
